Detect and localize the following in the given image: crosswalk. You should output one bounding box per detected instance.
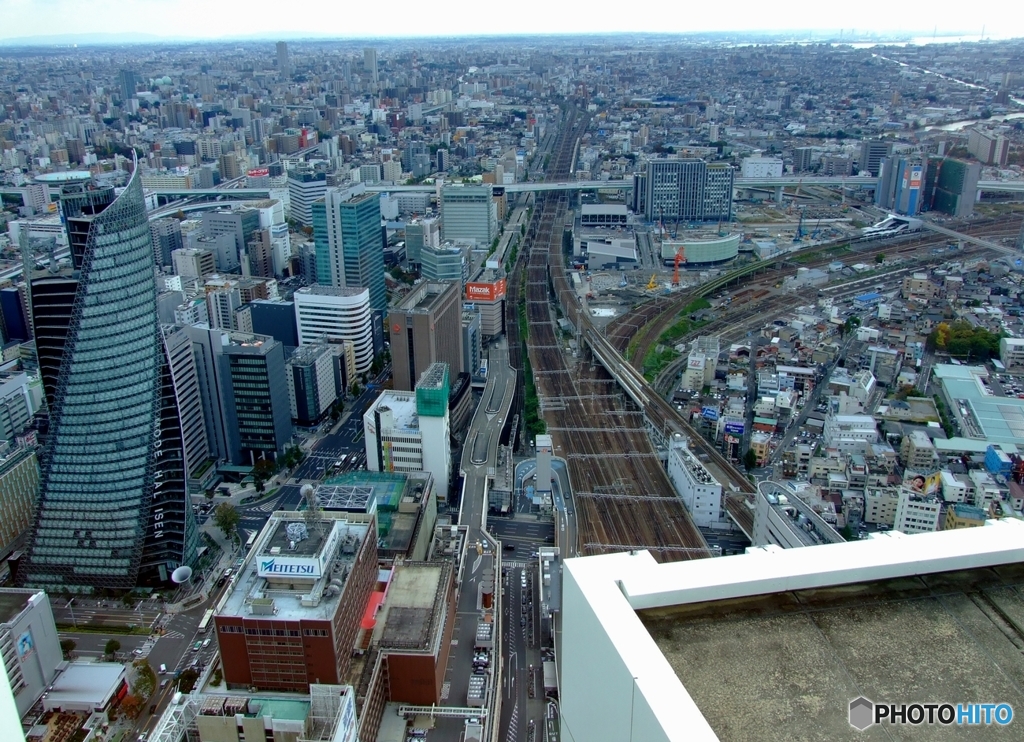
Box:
[135,637,159,659]
[440,682,450,701]
[507,702,520,742]
[503,560,528,569]
[163,630,186,641]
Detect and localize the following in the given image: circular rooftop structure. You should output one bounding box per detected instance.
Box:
[34,171,92,184]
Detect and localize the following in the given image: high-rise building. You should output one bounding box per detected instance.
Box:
[286,344,337,426]
[876,156,924,216]
[924,157,982,218]
[117,69,139,102]
[162,326,212,494]
[404,216,440,268]
[202,208,261,269]
[793,147,815,172]
[218,151,241,180]
[0,588,62,717]
[364,48,378,88]
[462,309,481,379]
[294,286,374,374]
[420,241,469,283]
[388,281,463,392]
[288,168,327,228]
[206,286,242,330]
[0,448,40,558]
[967,128,1010,166]
[150,217,183,268]
[858,139,893,176]
[246,299,298,349]
[440,184,497,246]
[220,332,292,465]
[246,228,275,278]
[21,167,197,590]
[642,159,734,223]
[314,185,386,313]
[171,246,216,278]
[363,363,452,491]
[276,41,290,78]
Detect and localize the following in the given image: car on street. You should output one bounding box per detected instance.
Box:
[193,641,202,652]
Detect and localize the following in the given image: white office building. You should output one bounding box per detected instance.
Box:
[363,364,451,493]
[294,286,373,374]
[0,588,62,717]
[740,156,784,178]
[822,413,878,452]
[440,184,497,246]
[666,435,722,528]
[894,490,943,534]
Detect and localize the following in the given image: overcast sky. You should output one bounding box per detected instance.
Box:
[2,0,1022,42]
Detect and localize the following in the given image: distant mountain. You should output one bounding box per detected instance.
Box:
[0,32,171,46]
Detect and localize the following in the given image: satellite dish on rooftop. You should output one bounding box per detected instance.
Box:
[171,566,193,585]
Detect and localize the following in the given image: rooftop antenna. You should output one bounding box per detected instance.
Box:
[301,483,326,538]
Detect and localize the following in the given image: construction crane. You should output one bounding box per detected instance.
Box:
[793,207,805,243]
[646,274,659,291]
[672,246,686,286]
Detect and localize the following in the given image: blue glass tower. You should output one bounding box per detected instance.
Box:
[21,165,196,591]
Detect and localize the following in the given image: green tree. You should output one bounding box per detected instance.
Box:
[132,659,156,698]
[743,449,757,471]
[875,253,885,264]
[104,639,121,658]
[351,382,360,396]
[60,639,76,659]
[252,458,276,494]
[177,668,200,693]
[212,502,240,540]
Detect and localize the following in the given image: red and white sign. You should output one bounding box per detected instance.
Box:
[248,168,269,178]
[465,278,507,302]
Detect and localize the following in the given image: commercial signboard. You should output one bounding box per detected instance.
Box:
[465,278,507,302]
[258,556,321,579]
[701,406,719,421]
[248,168,270,178]
[724,421,745,436]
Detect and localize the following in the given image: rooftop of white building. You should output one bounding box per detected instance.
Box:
[563,518,1024,742]
[368,390,419,431]
[217,512,371,622]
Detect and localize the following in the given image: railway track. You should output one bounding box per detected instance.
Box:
[607,215,1024,370]
[519,109,712,560]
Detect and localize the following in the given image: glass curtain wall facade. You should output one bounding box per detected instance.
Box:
[21,166,196,591]
[340,192,386,313]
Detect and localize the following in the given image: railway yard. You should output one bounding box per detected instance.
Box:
[506,110,1024,563]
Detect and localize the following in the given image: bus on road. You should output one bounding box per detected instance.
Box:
[245,532,257,551]
[198,608,214,634]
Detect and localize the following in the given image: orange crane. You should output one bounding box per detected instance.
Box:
[672,246,686,286]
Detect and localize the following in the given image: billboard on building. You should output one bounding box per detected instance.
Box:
[465,279,507,302]
[724,421,745,436]
[701,406,719,421]
[248,168,270,178]
[257,556,322,578]
[903,469,941,496]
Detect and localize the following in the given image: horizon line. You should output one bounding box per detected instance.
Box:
[0,29,1017,47]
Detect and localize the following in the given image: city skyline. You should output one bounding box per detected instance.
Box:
[1,0,1022,44]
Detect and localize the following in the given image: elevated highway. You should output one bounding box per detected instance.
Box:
[8,177,1024,204]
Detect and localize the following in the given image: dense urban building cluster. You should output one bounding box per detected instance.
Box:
[0,31,1024,742]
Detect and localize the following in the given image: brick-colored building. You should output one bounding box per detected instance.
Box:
[215,512,378,692]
